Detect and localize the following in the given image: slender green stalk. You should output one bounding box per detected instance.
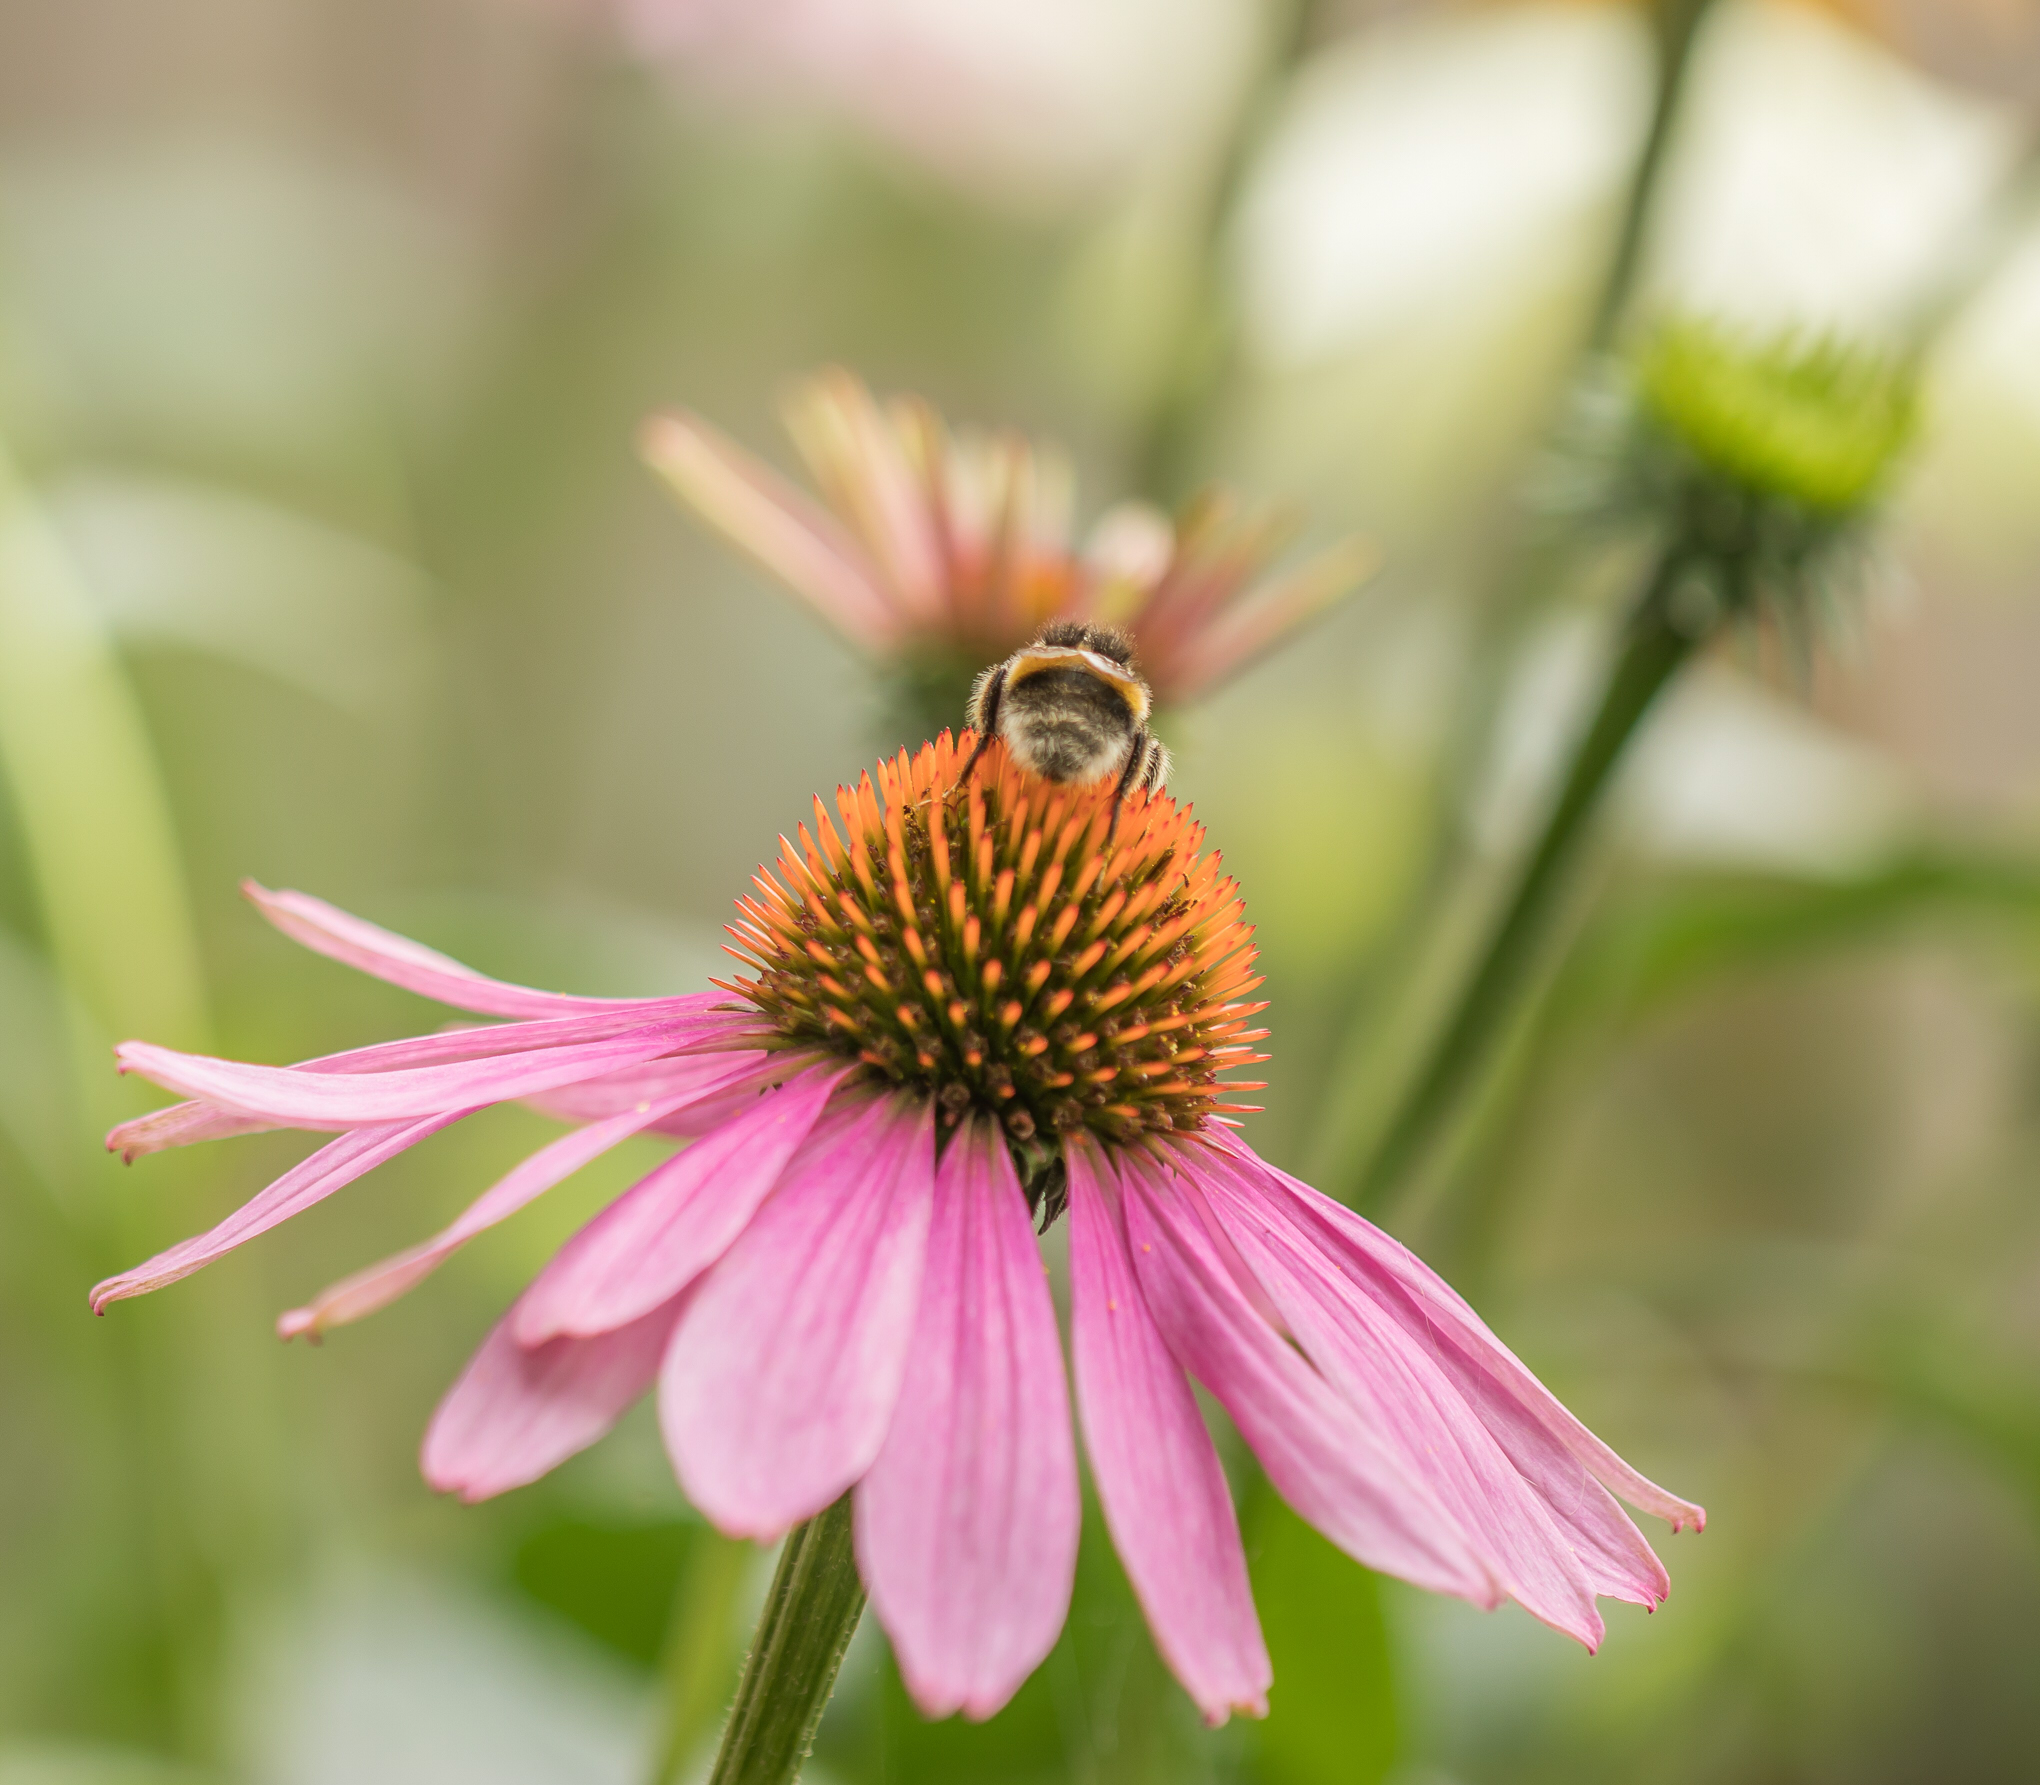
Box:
[703,1496,866,1785]
[1586,0,1717,353]
[1354,547,1700,1210]
[1130,0,1321,502]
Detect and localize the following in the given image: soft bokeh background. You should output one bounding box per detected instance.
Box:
[5,0,2040,1780]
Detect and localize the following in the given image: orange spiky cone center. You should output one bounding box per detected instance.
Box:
[719,732,1269,1155]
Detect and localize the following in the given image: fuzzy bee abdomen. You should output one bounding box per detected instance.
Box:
[999,668,1137,785]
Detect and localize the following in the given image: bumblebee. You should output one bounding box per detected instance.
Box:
[960,622,1169,832]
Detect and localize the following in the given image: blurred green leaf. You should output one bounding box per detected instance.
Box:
[0,1745,217,1785]
[512,1515,696,1669]
[1569,851,2040,1018]
[0,921,78,1190]
[43,469,431,719]
[1243,1481,1397,1785]
[1852,1310,2040,1520]
[0,436,206,1050]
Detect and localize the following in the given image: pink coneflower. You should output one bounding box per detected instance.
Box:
[641,367,1376,707]
[96,731,1699,1723]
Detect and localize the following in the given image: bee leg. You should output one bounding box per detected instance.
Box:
[1105,730,1150,844]
[955,666,1006,791]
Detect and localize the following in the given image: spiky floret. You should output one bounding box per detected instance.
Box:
[719,732,1269,1165]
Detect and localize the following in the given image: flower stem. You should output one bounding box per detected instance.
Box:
[1130,0,1323,502]
[1586,0,1717,353]
[1354,546,1701,1211]
[704,1495,866,1785]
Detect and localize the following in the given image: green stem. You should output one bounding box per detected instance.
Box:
[1354,547,1701,1211]
[1130,0,1322,503]
[1586,0,1717,353]
[704,1496,866,1785]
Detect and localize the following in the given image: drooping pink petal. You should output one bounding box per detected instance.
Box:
[659,1092,936,1539]
[639,411,903,647]
[855,1119,1079,1721]
[275,1060,769,1339]
[1187,1148,1607,1643]
[116,1028,703,1126]
[245,882,723,1020]
[106,1013,765,1162]
[519,1048,775,1127]
[1217,1133,1706,1541]
[1063,1142,1269,1726]
[90,1112,468,1312]
[422,1293,686,1503]
[1118,1151,1498,1608]
[516,1061,853,1347]
[108,1100,282,1162]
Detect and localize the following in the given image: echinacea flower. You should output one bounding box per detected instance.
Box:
[96,732,1699,1724]
[641,368,1375,725]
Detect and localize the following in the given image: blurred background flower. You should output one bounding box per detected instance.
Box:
[5,0,2040,1781]
[643,366,1374,739]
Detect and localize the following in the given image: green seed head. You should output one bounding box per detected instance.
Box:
[1638,319,1918,516]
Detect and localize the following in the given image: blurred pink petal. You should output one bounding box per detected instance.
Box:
[855,1118,1078,1722]
[516,1060,853,1345]
[783,370,947,622]
[639,411,902,647]
[647,370,1373,703]
[423,1293,688,1503]
[1065,1142,1270,1726]
[1159,535,1382,701]
[90,1112,467,1312]
[660,1092,935,1539]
